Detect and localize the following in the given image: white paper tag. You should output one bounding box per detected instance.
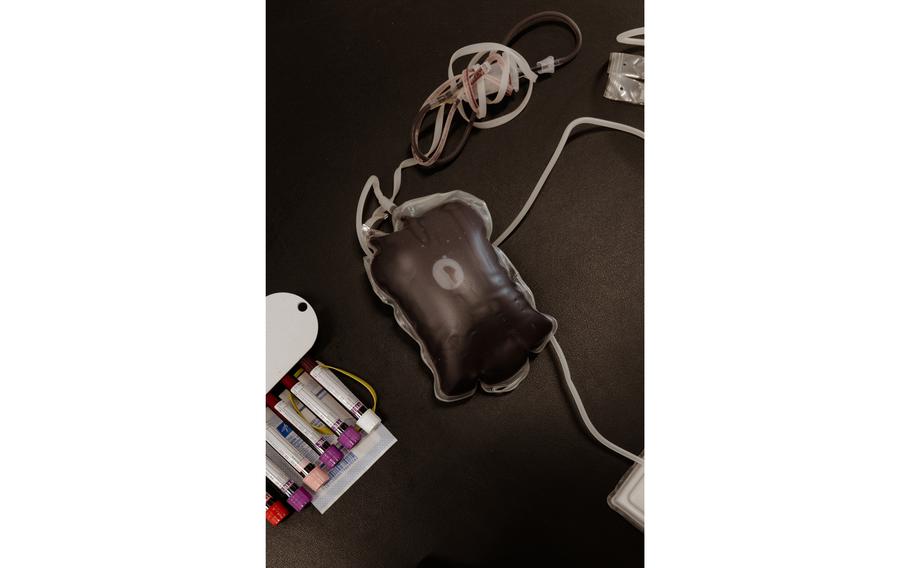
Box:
[266,292,319,390]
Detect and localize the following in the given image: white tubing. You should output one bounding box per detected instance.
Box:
[493,116,645,463]
[493,117,644,247]
[617,27,645,47]
[550,336,644,464]
[356,158,418,256]
[446,41,538,129]
[357,39,543,254]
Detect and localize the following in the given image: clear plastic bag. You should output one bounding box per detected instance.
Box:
[604,52,644,105]
[363,191,557,402]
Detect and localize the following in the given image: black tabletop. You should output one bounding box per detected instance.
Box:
[267,1,644,565]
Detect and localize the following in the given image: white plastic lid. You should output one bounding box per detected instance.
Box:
[355,409,382,434]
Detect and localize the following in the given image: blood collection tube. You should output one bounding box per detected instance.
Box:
[266,455,311,511]
[266,395,343,468]
[301,357,382,433]
[281,375,361,449]
[265,489,289,526]
[266,422,329,492]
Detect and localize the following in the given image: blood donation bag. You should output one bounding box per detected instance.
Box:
[364,191,556,401]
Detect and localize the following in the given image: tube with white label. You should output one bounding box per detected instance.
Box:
[266,422,329,492]
[301,357,382,433]
[266,395,343,469]
[265,456,311,511]
[281,375,361,449]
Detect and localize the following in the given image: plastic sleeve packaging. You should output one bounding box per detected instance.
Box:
[608,452,644,531]
[604,53,644,105]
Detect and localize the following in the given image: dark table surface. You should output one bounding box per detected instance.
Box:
[267,1,644,565]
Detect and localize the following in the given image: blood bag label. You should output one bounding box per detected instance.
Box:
[432,256,464,290]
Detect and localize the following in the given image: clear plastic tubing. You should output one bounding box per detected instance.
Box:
[266,395,343,468]
[281,375,361,449]
[301,357,382,433]
[265,456,311,511]
[265,422,329,492]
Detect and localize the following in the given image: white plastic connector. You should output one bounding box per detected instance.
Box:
[537,55,555,74]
